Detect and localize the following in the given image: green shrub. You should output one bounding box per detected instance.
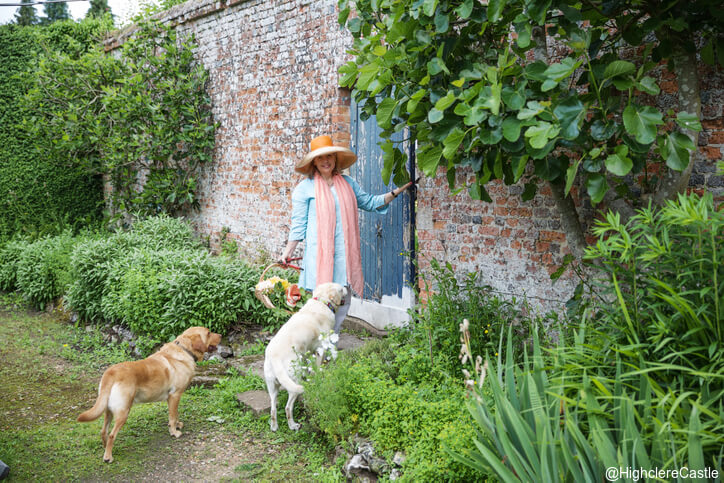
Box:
[130,214,202,251]
[65,232,140,321]
[0,20,108,239]
[15,231,82,309]
[411,259,530,374]
[453,322,723,481]
[65,215,201,321]
[584,192,723,383]
[0,238,29,291]
[303,339,484,482]
[24,19,216,220]
[101,248,267,342]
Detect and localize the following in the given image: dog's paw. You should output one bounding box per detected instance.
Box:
[170,429,183,438]
[103,456,113,464]
[270,421,278,432]
[288,422,301,431]
[176,421,184,430]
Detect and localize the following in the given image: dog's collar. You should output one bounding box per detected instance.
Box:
[175,340,199,362]
[313,296,338,313]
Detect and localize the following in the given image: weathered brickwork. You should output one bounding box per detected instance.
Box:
[107,0,723,315]
[108,0,355,261]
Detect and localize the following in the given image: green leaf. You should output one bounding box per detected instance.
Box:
[376,98,398,129]
[525,122,559,149]
[423,0,438,17]
[512,155,528,182]
[517,101,546,120]
[604,60,636,79]
[434,11,449,32]
[553,97,584,140]
[522,182,537,201]
[501,86,525,110]
[636,76,660,95]
[417,144,443,176]
[476,85,501,115]
[443,128,465,160]
[605,153,633,176]
[428,108,444,123]
[356,62,380,91]
[488,0,507,22]
[565,158,581,196]
[427,57,449,76]
[591,119,616,141]
[659,132,691,171]
[622,105,663,145]
[434,91,456,112]
[515,22,531,48]
[502,117,522,142]
[586,173,608,204]
[675,112,702,132]
[455,0,473,19]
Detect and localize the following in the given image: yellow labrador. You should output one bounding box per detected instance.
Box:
[264,282,346,431]
[77,326,222,462]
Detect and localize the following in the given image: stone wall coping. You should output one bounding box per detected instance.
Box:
[104,0,246,51]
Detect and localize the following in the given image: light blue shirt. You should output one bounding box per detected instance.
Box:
[289,175,388,291]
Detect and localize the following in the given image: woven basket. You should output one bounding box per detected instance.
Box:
[254,262,300,313]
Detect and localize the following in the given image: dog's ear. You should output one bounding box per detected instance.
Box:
[190,334,206,353]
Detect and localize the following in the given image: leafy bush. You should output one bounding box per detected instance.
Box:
[584,192,723,381]
[24,19,216,220]
[0,238,29,291]
[15,231,83,309]
[454,192,724,479]
[303,339,483,482]
[66,215,201,321]
[0,20,108,240]
[65,232,140,321]
[409,258,546,375]
[101,248,266,341]
[453,322,722,481]
[130,214,202,251]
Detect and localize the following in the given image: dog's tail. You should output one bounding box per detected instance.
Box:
[77,375,112,422]
[272,358,304,394]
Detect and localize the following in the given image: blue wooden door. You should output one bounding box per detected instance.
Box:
[350,101,415,304]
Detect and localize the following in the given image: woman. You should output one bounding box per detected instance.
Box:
[280,135,412,332]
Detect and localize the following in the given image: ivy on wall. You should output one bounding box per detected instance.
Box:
[0,19,110,239]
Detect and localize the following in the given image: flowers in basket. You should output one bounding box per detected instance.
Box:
[255,276,308,309]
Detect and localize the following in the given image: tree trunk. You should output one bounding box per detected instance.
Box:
[533,25,588,259]
[549,181,587,259]
[652,41,701,205]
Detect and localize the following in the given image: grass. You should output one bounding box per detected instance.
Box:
[0,293,345,482]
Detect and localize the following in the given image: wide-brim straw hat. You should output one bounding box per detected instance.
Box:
[295,135,357,175]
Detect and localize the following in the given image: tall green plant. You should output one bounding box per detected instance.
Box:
[0,20,108,239]
[24,19,216,220]
[584,192,723,376]
[411,258,524,372]
[450,323,721,481]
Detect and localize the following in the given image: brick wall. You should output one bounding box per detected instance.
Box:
[108,0,355,261]
[107,0,724,316]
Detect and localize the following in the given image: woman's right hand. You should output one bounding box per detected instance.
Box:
[279,240,300,264]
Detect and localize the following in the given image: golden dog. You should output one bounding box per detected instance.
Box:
[77,326,221,462]
[264,282,346,431]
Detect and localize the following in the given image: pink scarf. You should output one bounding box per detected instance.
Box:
[314,172,363,296]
